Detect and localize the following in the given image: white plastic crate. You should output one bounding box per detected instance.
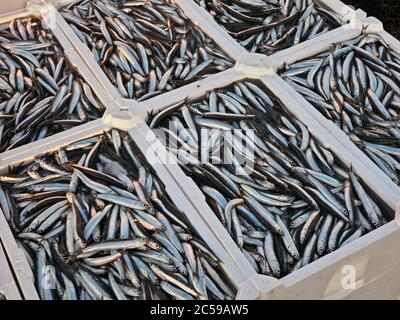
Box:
[112,6,400,299]
[0,111,262,299]
[123,73,400,300]
[0,208,38,300]
[41,0,241,106]
[272,17,400,186]
[0,240,21,300]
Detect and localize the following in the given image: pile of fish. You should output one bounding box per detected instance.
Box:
[60,0,234,102]
[280,34,400,185]
[0,130,234,300]
[149,81,392,277]
[0,17,104,152]
[194,0,343,55]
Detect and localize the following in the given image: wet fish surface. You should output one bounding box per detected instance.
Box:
[0,17,104,152]
[148,80,393,277]
[194,0,344,55]
[0,130,234,300]
[280,33,400,185]
[61,0,234,102]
